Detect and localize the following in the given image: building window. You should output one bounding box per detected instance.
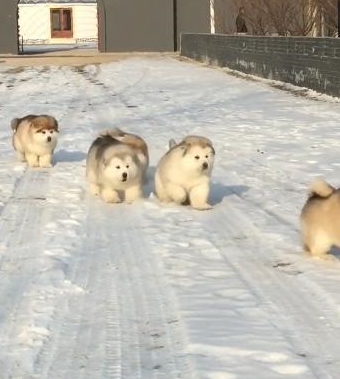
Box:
[51,9,73,38]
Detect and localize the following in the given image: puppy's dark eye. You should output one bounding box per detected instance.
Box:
[116,166,120,169]
[126,165,129,168]
[205,155,209,158]
[50,130,53,134]
[42,130,46,134]
[195,156,200,160]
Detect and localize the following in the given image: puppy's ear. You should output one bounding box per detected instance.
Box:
[132,153,140,166]
[46,116,58,131]
[209,144,215,156]
[11,118,19,131]
[180,142,191,157]
[30,118,38,128]
[169,139,177,149]
[52,118,59,132]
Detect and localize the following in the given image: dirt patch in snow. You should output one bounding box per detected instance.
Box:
[0,49,177,67]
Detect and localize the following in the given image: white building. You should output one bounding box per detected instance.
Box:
[18,0,98,45]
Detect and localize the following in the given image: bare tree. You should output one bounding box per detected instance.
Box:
[221,0,331,36]
[243,0,271,35]
[214,0,239,33]
[313,0,338,36]
[286,0,318,36]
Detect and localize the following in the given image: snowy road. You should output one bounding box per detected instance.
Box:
[0,56,340,379]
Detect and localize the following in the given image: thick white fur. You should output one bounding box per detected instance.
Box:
[106,127,149,182]
[86,134,143,204]
[12,118,58,167]
[155,136,215,210]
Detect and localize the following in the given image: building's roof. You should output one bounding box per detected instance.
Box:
[19,0,96,4]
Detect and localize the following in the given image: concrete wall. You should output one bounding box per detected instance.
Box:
[100,0,174,52]
[0,2,19,54]
[94,0,212,52]
[175,0,211,49]
[181,34,340,97]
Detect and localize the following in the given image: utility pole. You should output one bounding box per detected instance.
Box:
[173,0,177,51]
[338,0,340,36]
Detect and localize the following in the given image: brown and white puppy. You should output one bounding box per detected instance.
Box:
[86,130,144,204]
[11,114,59,167]
[300,179,340,257]
[108,127,149,181]
[155,135,215,210]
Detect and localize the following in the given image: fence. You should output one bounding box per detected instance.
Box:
[181,34,340,97]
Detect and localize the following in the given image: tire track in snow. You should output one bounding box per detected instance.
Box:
[33,200,193,379]
[138,197,340,378]
[0,169,51,377]
[199,198,340,379]
[0,159,85,379]
[119,208,194,379]
[0,65,98,378]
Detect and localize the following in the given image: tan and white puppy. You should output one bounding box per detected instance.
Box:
[11,114,59,167]
[86,130,144,204]
[155,135,215,210]
[300,179,340,258]
[108,127,149,181]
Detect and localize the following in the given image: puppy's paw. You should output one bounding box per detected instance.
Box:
[102,195,121,203]
[27,161,39,168]
[15,151,26,162]
[101,188,121,203]
[89,183,100,196]
[125,185,143,204]
[192,203,213,211]
[39,154,53,168]
[39,162,53,168]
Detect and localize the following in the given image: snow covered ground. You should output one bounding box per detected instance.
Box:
[0,55,340,379]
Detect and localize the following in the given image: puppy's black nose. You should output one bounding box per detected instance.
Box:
[122,172,127,179]
[47,136,52,142]
[202,162,208,170]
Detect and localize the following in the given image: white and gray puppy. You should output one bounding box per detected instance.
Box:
[11,114,59,167]
[107,127,149,182]
[86,130,144,204]
[155,135,215,210]
[300,179,340,258]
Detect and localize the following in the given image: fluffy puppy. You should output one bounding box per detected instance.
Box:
[86,130,144,203]
[11,114,59,167]
[107,127,149,181]
[155,135,215,210]
[300,180,340,257]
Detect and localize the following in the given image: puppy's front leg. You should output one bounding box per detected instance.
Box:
[189,183,212,210]
[166,183,187,205]
[39,154,53,167]
[26,153,39,167]
[89,182,100,196]
[125,184,143,203]
[154,174,171,202]
[101,187,121,203]
[16,150,26,162]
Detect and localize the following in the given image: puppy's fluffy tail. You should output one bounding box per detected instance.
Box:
[308,179,335,198]
[101,127,125,138]
[11,118,20,131]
